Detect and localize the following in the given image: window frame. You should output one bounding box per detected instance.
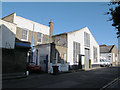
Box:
[73,41,81,64]
[37,32,42,44]
[21,28,29,41]
[93,46,98,63]
[84,32,90,47]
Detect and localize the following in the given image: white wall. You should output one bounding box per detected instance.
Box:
[112,53,118,63]
[0,20,16,49]
[67,27,100,66]
[67,28,85,65]
[14,15,50,35]
[100,53,112,63]
[89,28,100,65]
[33,44,51,72]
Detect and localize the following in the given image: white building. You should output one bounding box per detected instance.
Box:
[0,19,16,49]
[2,12,51,46]
[53,27,100,70]
[100,44,118,66]
[67,27,100,70]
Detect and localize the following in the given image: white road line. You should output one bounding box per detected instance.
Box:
[100,77,120,90]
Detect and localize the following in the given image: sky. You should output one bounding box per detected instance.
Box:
[2,2,118,47]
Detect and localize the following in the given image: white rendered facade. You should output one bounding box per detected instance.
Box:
[0,20,16,49]
[67,27,100,69]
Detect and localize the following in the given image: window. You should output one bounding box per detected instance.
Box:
[45,37,49,42]
[37,33,42,43]
[84,32,90,47]
[73,41,80,63]
[93,46,97,62]
[61,53,66,64]
[21,29,28,41]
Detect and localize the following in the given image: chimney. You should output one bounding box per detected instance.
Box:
[49,19,54,43]
[100,44,106,47]
[49,19,53,36]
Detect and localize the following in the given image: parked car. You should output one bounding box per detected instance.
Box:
[27,62,41,72]
[100,59,111,67]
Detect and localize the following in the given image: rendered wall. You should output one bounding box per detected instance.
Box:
[100,53,112,63]
[14,16,50,35]
[33,44,51,72]
[0,20,16,49]
[67,27,100,66]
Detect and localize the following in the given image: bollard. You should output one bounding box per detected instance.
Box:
[26,71,29,76]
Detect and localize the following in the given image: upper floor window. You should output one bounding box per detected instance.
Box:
[73,41,80,63]
[21,29,28,41]
[37,32,42,43]
[84,32,90,47]
[93,46,97,63]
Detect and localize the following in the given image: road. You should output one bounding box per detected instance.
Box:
[2,66,120,89]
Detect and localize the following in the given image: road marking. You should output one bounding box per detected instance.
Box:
[100,77,119,90]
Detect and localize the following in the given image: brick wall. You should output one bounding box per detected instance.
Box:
[16,27,49,45]
[2,13,15,23]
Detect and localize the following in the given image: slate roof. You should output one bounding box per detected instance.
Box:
[100,45,115,53]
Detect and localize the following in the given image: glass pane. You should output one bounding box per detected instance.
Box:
[37,33,42,42]
[22,29,27,40]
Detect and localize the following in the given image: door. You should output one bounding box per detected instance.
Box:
[39,55,48,72]
[78,54,82,69]
[85,49,90,70]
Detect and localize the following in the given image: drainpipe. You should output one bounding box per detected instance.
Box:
[56,52,58,64]
[31,23,35,62]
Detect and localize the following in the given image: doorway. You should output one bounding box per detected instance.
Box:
[85,49,90,70]
[78,54,82,69]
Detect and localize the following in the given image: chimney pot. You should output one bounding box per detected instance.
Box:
[50,19,52,22]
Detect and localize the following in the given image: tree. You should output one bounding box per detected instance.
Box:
[107,0,120,38]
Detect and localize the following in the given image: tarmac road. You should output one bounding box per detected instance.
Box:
[2,66,120,89]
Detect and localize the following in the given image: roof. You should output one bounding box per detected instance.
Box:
[16,16,50,28]
[100,45,115,53]
[15,38,31,48]
[53,27,88,37]
[33,42,54,47]
[53,33,67,37]
[1,12,16,20]
[1,12,49,28]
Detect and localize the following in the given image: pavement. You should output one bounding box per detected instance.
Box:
[1,66,99,80]
[2,73,27,80]
[2,66,120,89]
